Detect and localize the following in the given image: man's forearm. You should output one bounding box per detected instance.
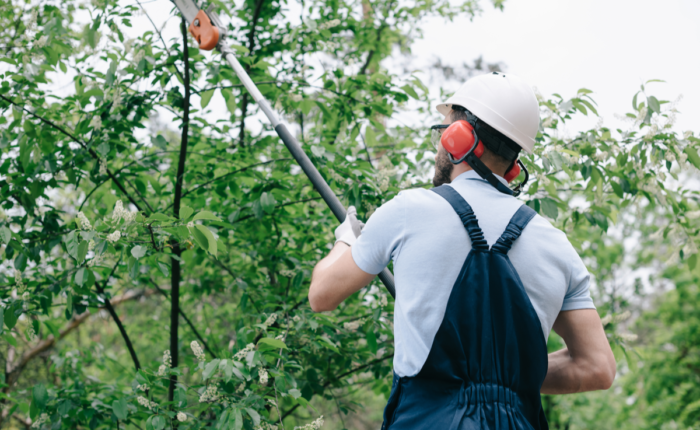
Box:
[541,348,614,394]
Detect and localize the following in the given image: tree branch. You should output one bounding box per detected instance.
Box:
[147,279,216,359]
[0,94,144,213]
[237,0,266,146]
[94,260,141,371]
[169,18,192,403]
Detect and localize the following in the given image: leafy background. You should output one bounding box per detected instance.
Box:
[0,0,699,429]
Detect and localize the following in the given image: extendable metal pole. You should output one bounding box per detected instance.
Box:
[218,43,396,298]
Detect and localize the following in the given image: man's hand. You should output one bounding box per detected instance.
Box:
[309,208,375,312]
[541,309,616,394]
[334,206,364,246]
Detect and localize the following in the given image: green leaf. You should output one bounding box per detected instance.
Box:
[33,384,47,410]
[4,303,18,330]
[401,84,419,100]
[684,147,700,170]
[203,359,221,381]
[610,180,623,198]
[77,240,89,262]
[128,256,140,279]
[541,198,559,219]
[222,89,237,115]
[174,387,187,408]
[200,89,215,108]
[234,409,243,430]
[0,226,11,244]
[152,135,168,150]
[112,398,128,420]
[245,408,260,426]
[131,245,147,259]
[260,192,277,214]
[146,213,172,222]
[158,262,170,277]
[647,96,661,114]
[288,388,302,399]
[194,225,217,257]
[366,330,377,354]
[191,226,209,252]
[192,211,221,222]
[75,267,88,286]
[150,415,166,430]
[229,44,250,54]
[0,307,3,334]
[257,337,288,350]
[180,205,194,221]
[14,253,27,271]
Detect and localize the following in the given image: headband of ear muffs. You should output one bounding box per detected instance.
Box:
[440,119,528,196]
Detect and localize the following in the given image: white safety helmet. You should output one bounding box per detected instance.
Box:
[437,72,540,154]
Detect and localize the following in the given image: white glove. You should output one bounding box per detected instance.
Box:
[334,206,365,246]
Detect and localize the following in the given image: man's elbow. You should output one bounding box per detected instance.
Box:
[591,355,616,390]
[308,281,337,313]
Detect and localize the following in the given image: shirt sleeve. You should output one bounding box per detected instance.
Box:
[561,251,596,311]
[351,192,405,275]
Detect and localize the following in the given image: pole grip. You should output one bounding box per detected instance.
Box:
[274,124,396,298]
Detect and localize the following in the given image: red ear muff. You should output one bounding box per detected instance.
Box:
[504,160,521,183]
[441,120,484,162]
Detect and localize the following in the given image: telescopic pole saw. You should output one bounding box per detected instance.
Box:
[172,0,397,298]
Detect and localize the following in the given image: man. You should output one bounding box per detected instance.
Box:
[309,72,615,429]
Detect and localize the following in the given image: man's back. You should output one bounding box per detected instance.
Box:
[352,170,595,377]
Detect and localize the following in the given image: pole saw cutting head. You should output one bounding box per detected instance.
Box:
[173,1,225,51]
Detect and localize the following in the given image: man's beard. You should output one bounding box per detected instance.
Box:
[432,147,454,187]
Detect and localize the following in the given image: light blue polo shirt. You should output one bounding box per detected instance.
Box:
[351,170,595,378]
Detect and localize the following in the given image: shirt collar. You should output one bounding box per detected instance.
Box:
[453,169,509,187]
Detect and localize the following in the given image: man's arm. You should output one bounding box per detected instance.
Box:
[541,309,616,394]
[308,243,376,312]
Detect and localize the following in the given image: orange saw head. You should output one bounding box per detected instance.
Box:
[189,10,220,51]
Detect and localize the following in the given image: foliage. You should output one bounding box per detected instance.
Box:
[0,0,698,429]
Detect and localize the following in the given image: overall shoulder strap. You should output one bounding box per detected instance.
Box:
[431,185,488,251]
[491,204,536,254]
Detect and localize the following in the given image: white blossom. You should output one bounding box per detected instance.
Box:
[233,343,255,361]
[613,310,631,322]
[26,325,37,342]
[113,201,125,222]
[683,131,693,140]
[77,212,92,230]
[187,221,194,228]
[177,412,187,422]
[684,210,700,219]
[88,240,95,251]
[137,395,158,410]
[22,292,30,301]
[259,367,269,385]
[99,160,107,176]
[110,87,122,113]
[35,36,48,48]
[280,269,295,278]
[137,384,149,392]
[31,413,48,429]
[106,230,121,243]
[88,253,104,267]
[343,321,360,332]
[294,415,324,430]
[600,314,613,326]
[664,151,675,162]
[162,349,172,367]
[264,313,278,328]
[619,333,638,342]
[199,385,218,402]
[379,295,388,307]
[292,315,301,322]
[282,34,293,44]
[134,50,145,64]
[15,270,25,293]
[191,340,206,362]
[236,383,246,393]
[289,93,303,102]
[682,239,698,256]
[319,19,341,30]
[157,364,167,376]
[89,115,102,130]
[593,151,609,162]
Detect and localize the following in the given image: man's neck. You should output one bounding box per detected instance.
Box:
[450,160,506,182]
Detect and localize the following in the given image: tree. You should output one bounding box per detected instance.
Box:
[0,0,698,429]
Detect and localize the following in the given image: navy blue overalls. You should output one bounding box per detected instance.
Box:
[382,185,549,430]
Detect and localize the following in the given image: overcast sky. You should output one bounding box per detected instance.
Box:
[132,0,699,137]
[411,0,700,134]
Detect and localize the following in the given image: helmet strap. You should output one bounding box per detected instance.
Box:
[447,107,529,196]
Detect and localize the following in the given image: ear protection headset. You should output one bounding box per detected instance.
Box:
[438,115,529,197]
